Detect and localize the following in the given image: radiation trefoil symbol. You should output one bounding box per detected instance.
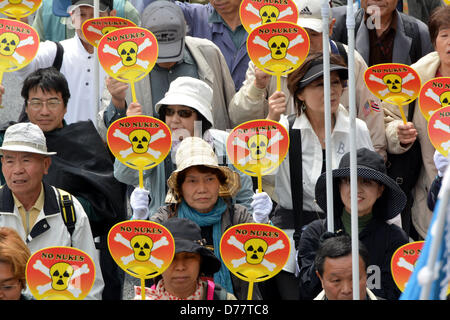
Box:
[102,38,152,73]
[112,128,166,158]
[252,34,304,65]
[425,88,450,116]
[0,32,35,65]
[368,72,416,97]
[244,3,294,29]
[227,236,285,272]
[232,131,284,166]
[113,233,169,268]
[32,260,90,298]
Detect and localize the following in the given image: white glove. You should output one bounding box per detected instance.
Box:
[130,187,150,220]
[251,192,272,224]
[434,150,449,177]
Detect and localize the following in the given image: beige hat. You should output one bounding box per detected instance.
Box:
[295,0,332,33]
[0,123,56,156]
[167,137,240,201]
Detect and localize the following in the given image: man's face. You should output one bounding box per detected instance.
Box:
[363,0,398,19]
[209,0,241,16]
[1,150,51,200]
[71,6,114,41]
[317,255,367,300]
[25,87,66,132]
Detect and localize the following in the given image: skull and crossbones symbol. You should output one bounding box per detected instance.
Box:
[32,260,90,298]
[112,128,166,159]
[368,72,416,97]
[232,131,284,166]
[113,233,169,271]
[252,34,304,66]
[227,236,285,274]
[102,38,152,73]
[0,32,35,65]
[245,3,294,29]
[424,88,450,117]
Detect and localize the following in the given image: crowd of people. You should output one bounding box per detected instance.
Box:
[0,0,449,301]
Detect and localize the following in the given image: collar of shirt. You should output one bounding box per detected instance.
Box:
[293,105,349,133]
[208,9,246,49]
[13,183,45,235]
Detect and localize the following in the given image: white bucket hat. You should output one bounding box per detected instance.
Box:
[155,77,214,126]
[295,0,332,33]
[167,137,240,201]
[0,123,56,156]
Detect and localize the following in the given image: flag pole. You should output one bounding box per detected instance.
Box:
[322,0,333,233]
[420,163,450,299]
[94,0,100,125]
[346,0,359,300]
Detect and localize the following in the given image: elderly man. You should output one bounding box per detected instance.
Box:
[0,122,104,299]
[314,233,380,300]
[0,67,127,300]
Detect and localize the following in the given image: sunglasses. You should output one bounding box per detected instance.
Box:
[164,107,195,118]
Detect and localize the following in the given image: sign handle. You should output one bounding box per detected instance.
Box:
[247,281,254,300]
[276,74,281,92]
[257,173,262,193]
[140,277,146,300]
[0,71,3,108]
[131,81,137,103]
[139,168,144,189]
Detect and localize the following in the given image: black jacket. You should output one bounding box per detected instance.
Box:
[297,207,408,300]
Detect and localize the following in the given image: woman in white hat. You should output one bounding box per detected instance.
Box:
[265,52,374,299]
[114,77,255,218]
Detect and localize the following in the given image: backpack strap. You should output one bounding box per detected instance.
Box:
[56,188,76,242]
[287,114,303,249]
[52,41,64,71]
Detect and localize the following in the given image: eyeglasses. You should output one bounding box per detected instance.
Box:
[27,98,62,110]
[164,107,195,118]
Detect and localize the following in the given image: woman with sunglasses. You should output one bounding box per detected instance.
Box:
[0,227,33,300]
[113,77,256,220]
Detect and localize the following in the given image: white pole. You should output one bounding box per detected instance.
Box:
[346,0,359,300]
[94,0,100,126]
[420,165,450,299]
[322,0,333,233]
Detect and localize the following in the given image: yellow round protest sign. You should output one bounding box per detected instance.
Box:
[239,0,298,33]
[26,247,96,300]
[220,223,290,299]
[428,106,450,157]
[108,220,175,280]
[0,18,39,76]
[419,77,450,121]
[0,0,41,19]
[82,16,136,48]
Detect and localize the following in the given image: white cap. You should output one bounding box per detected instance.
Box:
[295,0,332,33]
[155,77,214,126]
[0,123,56,156]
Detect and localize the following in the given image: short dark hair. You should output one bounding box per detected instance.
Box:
[315,233,369,277]
[428,6,450,47]
[21,67,71,108]
[287,52,347,114]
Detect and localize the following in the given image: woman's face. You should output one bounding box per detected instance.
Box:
[164,105,199,139]
[434,27,450,70]
[296,71,344,116]
[180,167,221,213]
[0,262,23,300]
[339,177,384,216]
[162,252,201,298]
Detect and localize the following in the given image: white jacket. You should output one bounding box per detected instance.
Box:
[0,183,104,300]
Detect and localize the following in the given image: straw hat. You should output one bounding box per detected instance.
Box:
[167,137,240,201]
[0,123,56,156]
